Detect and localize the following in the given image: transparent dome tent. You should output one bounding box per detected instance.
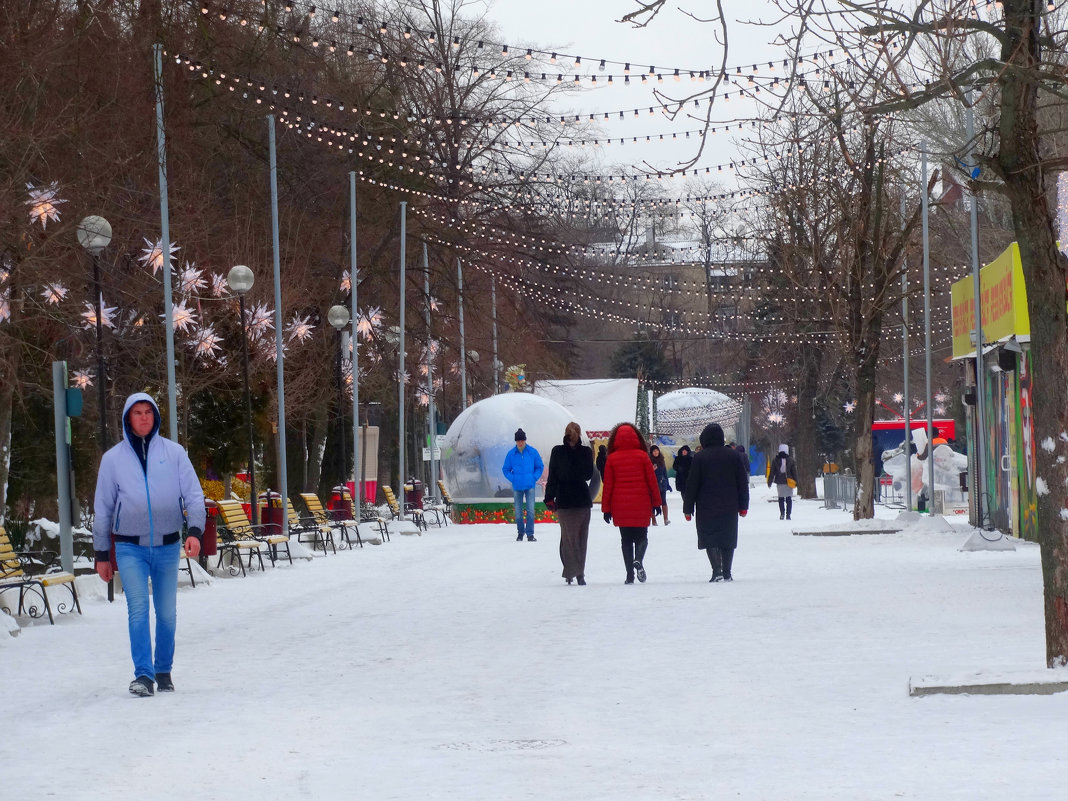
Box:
[441,393,577,501]
[655,387,743,443]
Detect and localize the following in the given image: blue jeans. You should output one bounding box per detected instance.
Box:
[513,488,536,536]
[115,540,181,681]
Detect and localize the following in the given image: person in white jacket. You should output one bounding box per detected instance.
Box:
[93,392,205,697]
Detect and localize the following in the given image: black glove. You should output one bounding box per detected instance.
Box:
[603,512,612,524]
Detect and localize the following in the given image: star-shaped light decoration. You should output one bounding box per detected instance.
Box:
[934,405,946,415]
[286,313,315,344]
[190,324,223,361]
[892,392,904,404]
[0,288,11,323]
[25,182,67,230]
[163,300,198,332]
[71,369,94,389]
[176,262,206,296]
[81,300,117,330]
[356,305,382,339]
[340,270,352,292]
[138,237,180,276]
[416,389,431,407]
[427,296,441,313]
[767,411,784,425]
[41,283,69,304]
[449,360,461,376]
[396,369,410,385]
[934,391,948,404]
[418,363,430,376]
[843,400,856,413]
[247,302,274,334]
[210,273,228,297]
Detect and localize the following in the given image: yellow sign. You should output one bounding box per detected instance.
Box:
[950,243,1031,359]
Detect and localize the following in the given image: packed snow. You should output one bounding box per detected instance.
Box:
[3,483,1065,800]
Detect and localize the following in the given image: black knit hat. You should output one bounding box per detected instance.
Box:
[514,428,527,441]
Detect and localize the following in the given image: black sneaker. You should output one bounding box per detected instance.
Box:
[633,560,647,583]
[624,576,634,584]
[129,676,154,697]
[527,536,537,542]
[156,673,174,692]
[711,571,724,583]
[516,533,524,541]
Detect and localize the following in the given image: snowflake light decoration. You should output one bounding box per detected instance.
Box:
[210,273,228,297]
[246,302,274,334]
[340,270,352,292]
[138,237,180,276]
[81,300,117,330]
[761,389,789,427]
[843,400,857,413]
[427,296,441,313]
[190,324,223,361]
[416,390,430,407]
[0,288,10,324]
[163,300,198,332]
[934,405,946,415]
[892,392,904,404]
[41,283,69,304]
[934,391,948,404]
[25,182,67,230]
[286,313,315,344]
[356,306,382,339]
[71,369,94,389]
[396,369,410,385]
[176,262,206,296]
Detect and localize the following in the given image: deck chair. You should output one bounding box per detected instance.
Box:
[286,497,336,554]
[299,493,364,549]
[0,525,81,624]
[382,485,426,531]
[215,500,291,574]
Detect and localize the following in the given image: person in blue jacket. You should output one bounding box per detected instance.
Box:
[501,428,544,542]
[93,392,205,697]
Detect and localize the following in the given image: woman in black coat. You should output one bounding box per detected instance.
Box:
[682,423,749,581]
[544,422,596,585]
[673,445,693,495]
[649,445,671,525]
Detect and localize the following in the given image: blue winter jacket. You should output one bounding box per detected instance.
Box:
[502,444,544,492]
[92,393,206,559]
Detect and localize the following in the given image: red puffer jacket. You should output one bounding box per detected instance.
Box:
[601,423,661,527]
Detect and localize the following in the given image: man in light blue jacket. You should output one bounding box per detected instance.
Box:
[93,392,205,697]
[502,428,544,542]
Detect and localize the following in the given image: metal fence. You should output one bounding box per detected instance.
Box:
[822,472,857,511]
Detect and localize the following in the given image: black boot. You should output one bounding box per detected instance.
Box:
[622,539,635,583]
[707,547,724,582]
[778,497,786,520]
[721,548,735,581]
[785,496,793,520]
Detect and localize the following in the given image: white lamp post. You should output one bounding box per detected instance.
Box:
[76,215,112,452]
[328,304,350,494]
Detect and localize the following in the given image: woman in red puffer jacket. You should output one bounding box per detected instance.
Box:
[601,422,662,584]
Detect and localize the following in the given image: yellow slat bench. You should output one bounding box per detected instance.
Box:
[287,497,337,554]
[299,493,373,548]
[215,500,292,574]
[381,485,426,532]
[0,525,81,625]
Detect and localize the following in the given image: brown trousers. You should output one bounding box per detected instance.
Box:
[557,507,591,580]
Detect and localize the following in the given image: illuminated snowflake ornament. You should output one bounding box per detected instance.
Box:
[26,182,67,230]
[210,273,228,297]
[138,237,180,276]
[286,313,315,344]
[892,392,904,404]
[41,283,69,304]
[843,400,857,413]
[340,270,352,292]
[190,324,223,361]
[81,300,117,330]
[246,302,274,335]
[71,369,94,389]
[163,300,198,332]
[356,306,383,339]
[176,262,206,296]
[0,288,10,323]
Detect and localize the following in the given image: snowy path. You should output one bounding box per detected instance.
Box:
[5,485,1065,800]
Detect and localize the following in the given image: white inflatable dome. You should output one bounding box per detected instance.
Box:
[441,393,577,501]
[656,387,741,439]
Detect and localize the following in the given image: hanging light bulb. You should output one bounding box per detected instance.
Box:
[673,68,680,81]
[574,55,582,68]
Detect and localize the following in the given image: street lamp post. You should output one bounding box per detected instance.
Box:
[328,304,350,495]
[76,216,112,453]
[227,264,257,526]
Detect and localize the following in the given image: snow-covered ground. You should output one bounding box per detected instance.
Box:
[4,483,1065,800]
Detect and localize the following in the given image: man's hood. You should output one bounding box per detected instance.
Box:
[122,392,161,445]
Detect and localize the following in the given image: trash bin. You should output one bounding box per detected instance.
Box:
[259,490,283,536]
[329,485,354,521]
[201,500,219,557]
[405,478,424,509]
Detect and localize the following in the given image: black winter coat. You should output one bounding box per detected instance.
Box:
[544,440,595,509]
[683,425,749,550]
[673,447,693,494]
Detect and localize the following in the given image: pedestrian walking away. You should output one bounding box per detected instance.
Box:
[93,393,205,696]
[502,428,544,541]
[600,422,661,584]
[673,445,693,496]
[767,444,798,520]
[683,423,749,582]
[544,422,595,585]
[595,444,607,480]
[649,445,671,525]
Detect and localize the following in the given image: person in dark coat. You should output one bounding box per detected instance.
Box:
[544,422,595,585]
[595,444,607,479]
[673,445,693,495]
[683,423,749,582]
[649,445,671,525]
[735,444,751,477]
[767,444,798,520]
[601,422,662,584]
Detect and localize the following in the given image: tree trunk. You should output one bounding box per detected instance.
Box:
[852,358,878,520]
[794,346,822,500]
[0,374,14,528]
[305,405,328,494]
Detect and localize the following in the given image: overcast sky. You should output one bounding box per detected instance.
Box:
[479,0,789,183]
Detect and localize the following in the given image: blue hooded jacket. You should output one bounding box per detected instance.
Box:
[501,443,544,492]
[92,393,206,560]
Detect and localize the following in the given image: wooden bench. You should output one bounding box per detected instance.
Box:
[428,480,453,525]
[287,497,337,554]
[299,493,377,548]
[382,485,426,531]
[215,500,292,575]
[0,525,81,625]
